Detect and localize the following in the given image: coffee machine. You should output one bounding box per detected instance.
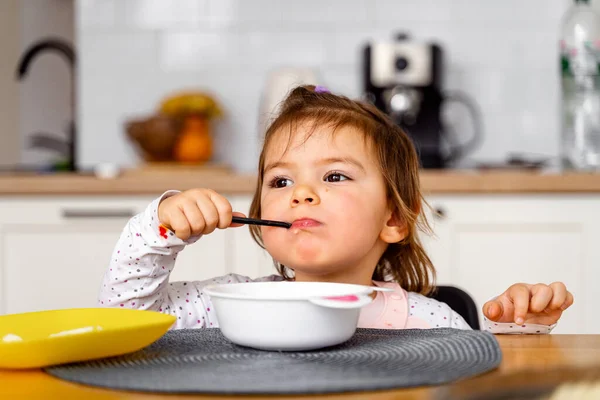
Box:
[363,33,481,168]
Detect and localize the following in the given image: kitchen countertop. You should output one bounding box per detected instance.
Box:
[1,169,600,195]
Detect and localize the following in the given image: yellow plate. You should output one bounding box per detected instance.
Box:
[0,308,175,369]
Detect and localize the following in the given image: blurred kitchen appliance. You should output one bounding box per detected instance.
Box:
[363,33,482,168]
[258,68,320,138]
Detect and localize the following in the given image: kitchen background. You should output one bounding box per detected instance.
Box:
[0,1,597,335]
[1,0,594,172]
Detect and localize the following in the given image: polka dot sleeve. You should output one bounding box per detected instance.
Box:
[98,191,282,330]
[98,191,196,317]
[407,292,472,330]
[482,317,556,334]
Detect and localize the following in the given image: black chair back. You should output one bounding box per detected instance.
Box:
[429,286,480,330]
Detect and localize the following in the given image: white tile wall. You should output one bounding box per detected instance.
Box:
[122,0,207,29]
[77,0,585,172]
[77,0,115,28]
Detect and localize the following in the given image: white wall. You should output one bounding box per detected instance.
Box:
[76,0,584,172]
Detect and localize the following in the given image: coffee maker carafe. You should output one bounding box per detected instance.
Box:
[363,33,481,168]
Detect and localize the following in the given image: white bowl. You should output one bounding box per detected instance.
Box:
[203,281,378,351]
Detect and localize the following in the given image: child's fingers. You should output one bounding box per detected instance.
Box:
[561,291,575,311]
[507,284,531,325]
[548,282,568,310]
[209,193,234,229]
[169,207,192,240]
[180,199,205,236]
[195,196,220,234]
[529,284,553,313]
[229,211,247,228]
[483,300,504,321]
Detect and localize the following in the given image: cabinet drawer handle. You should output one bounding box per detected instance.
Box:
[61,209,136,219]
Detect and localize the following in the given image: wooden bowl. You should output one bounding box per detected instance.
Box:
[125,115,182,162]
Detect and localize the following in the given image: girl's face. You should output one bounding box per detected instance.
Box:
[259,122,403,284]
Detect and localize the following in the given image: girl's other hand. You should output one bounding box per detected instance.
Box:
[483,282,574,326]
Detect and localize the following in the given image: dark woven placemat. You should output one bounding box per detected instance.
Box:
[45,328,501,394]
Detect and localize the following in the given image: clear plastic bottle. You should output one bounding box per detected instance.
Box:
[560,0,600,170]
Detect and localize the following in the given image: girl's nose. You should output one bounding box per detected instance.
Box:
[291,185,320,206]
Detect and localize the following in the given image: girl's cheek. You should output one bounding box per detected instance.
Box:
[333,191,362,211]
[260,195,281,219]
[261,229,282,253]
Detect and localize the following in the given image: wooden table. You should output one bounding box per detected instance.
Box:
[1,335,599,399]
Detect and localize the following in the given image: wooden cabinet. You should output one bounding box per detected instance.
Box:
[0,193,596,334]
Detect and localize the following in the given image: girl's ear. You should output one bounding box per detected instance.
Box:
[379,209,408,244]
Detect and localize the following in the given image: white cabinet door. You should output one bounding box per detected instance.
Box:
[0,196,232,315]
[419,203,453,285]
[0,197,150,314]
[3,223,129,314]
[229,196,277,279]
[170,227,229,283]
[426,195,600,334]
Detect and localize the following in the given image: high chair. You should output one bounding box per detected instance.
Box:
[429,286,480,330]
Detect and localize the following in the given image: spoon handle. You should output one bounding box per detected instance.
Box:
[231,216,291,229]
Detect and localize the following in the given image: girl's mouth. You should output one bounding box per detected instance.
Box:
[291,218,322,229]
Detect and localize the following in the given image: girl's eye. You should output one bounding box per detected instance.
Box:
[324,172,350,183]
[268,176,293,188]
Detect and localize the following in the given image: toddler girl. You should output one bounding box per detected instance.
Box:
[100,85,573,333]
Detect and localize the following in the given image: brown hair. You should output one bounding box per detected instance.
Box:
[248,85,435,294]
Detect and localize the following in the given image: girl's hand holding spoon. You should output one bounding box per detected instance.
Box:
[158,189,290,240]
